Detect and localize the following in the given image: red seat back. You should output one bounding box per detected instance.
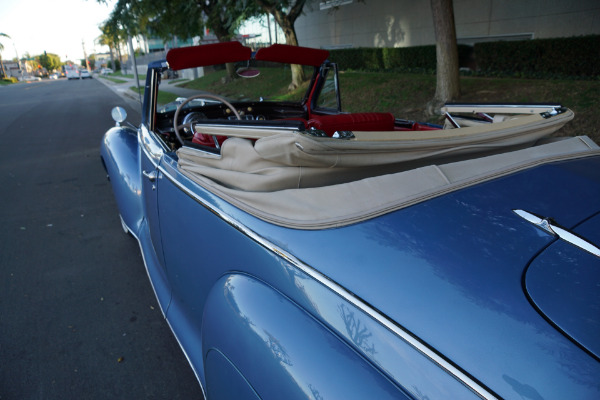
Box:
[307,112,395,136]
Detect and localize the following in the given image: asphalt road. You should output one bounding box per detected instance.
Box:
[0,77,204,399]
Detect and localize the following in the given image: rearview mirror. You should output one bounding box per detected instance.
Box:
[236,67,260,78]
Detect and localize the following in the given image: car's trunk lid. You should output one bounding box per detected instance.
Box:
[524,212,600,358]
[277,154,600,399]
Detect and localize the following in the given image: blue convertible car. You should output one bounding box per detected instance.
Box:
[101,41,600,399]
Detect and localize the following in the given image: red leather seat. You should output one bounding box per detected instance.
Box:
[308,112,395,136]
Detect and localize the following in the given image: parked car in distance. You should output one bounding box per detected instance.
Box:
[101,68,113,75]
[80,69,92,79]
[19,75,41,82]
[66,67,80,80]
[101,41,600,400]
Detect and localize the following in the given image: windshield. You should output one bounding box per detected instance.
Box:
[156,62,316,114]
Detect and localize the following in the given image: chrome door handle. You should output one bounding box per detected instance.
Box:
[142,170,158,182]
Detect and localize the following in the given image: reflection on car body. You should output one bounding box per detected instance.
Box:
[101,41,600,399]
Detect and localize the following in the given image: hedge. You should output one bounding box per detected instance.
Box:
[328,45,439,73]
[327,47,385,70]
[474,35,600,79]
[327,35,599,79]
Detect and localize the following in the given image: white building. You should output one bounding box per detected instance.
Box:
[244,0,600,49]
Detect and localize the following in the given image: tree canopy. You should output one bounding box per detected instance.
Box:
[101,0,261,43]
[98,0,309,87]
[0,32,10,53]
[254,0,307,89]
[37,52,62,72]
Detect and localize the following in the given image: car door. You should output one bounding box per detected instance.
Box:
[138,123,173,312]
[140,124,167,268]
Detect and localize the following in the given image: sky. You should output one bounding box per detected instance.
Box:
[0,0,115,62]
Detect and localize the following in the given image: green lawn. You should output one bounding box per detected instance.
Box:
[129,86,179,105]
[338,72,600,140]
[179,66,311,102]
[178,68,600,141]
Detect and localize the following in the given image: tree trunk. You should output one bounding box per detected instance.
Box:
[274,12,305,90]
[257,0,308,91]
[117,43,123,72]
[109,45,115,71]
[428,0,460,115]
[0,55,7,78]
[211,26,237,82]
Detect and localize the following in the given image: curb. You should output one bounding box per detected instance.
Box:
[96,75,143,112]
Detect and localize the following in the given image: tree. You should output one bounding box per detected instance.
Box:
[0,32,11,78]
[98,23,119,72]
[0,32,8,52]
[101,0,261,79]
[193,0,261,79]
[88,54,96,70]
[428,0,460,114]
[38,52,62,72]
[100,0,154,73]
[253,0,307,90]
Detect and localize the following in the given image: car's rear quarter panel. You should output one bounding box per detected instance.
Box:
[265,156,600,400]
[156,157,484,399]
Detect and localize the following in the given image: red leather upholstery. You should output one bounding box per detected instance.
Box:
[308,112,395,136]
[192,132,227,147]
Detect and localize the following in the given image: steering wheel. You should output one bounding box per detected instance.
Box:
[173,93,241,146]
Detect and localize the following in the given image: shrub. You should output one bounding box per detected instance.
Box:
[326,35,599,79]
[330,44,473,74]
[328,48,384,70]
[382,45,436,71]
[474,35,600,79]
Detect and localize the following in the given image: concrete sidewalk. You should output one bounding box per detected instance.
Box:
[97,73,205,109]
[96,74,142,111]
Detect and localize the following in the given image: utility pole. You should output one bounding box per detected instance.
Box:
[82,39,90,70]
[13,43,23,80]
[128,36,141,105]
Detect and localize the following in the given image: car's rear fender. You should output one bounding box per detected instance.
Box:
[201,273,410,400]
[100,126,143,235]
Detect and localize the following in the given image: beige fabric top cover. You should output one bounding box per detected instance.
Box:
[176,134,599,230]
[178,110,573,192]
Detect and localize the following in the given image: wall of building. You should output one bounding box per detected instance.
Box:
[294,0,600,49]
[2,62,21,78]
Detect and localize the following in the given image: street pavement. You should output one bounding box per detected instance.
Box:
[0,77,204,399]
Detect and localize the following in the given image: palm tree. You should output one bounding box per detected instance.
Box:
[0,32,11,78]
[97,27,116,71]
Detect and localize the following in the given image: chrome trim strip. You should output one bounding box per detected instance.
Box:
[163,316,208,400]
[118,220,166,319]
[158,162,498,400]
[442,103,566,116]
[194,122,302,131]
[443,103,561,111]
[120,216,208,400]
[514,209,600,258]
